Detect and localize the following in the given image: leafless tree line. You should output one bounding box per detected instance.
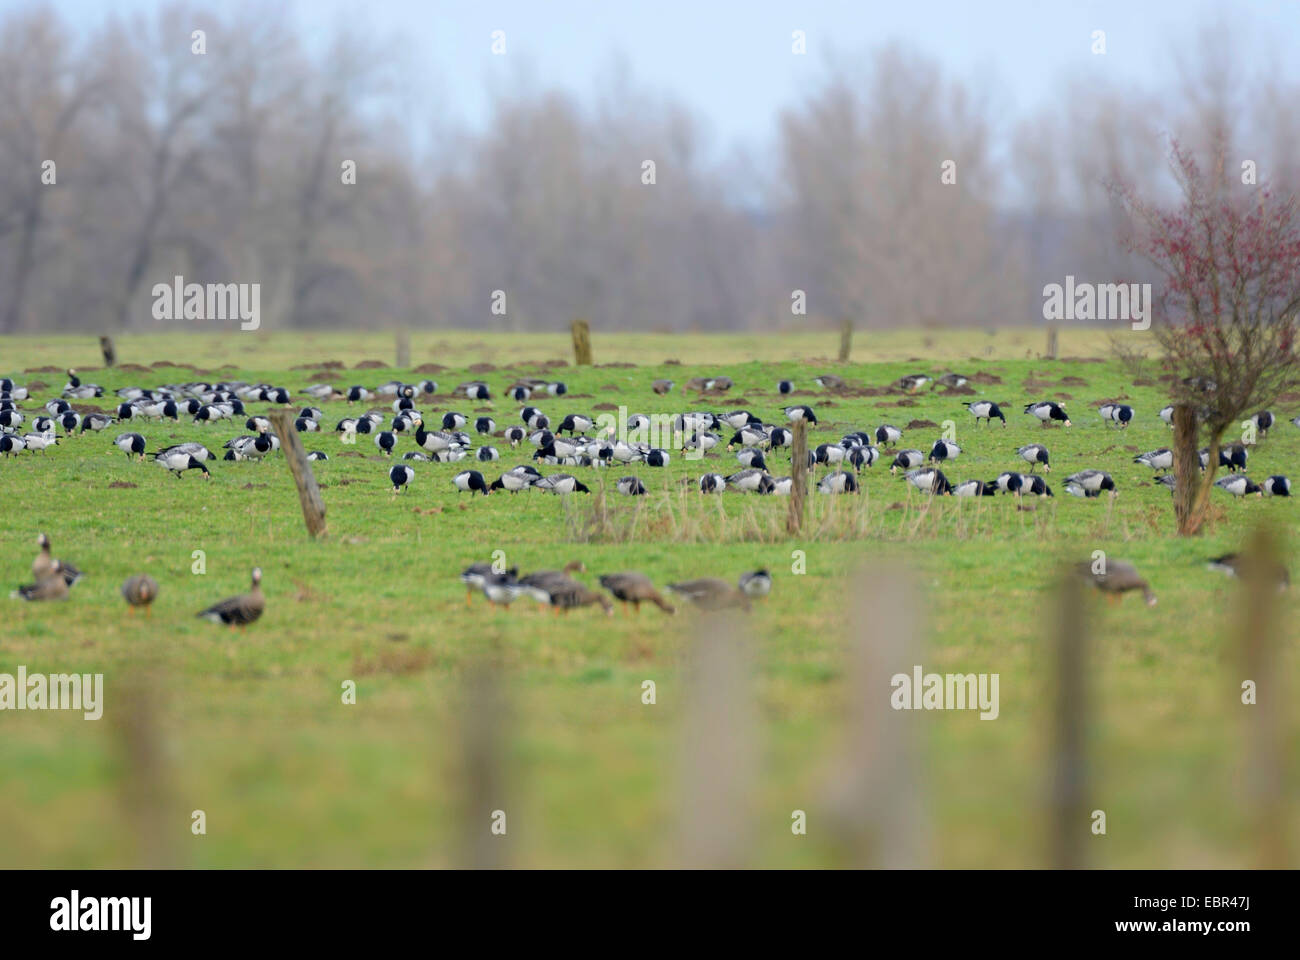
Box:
[1,6,1296,334]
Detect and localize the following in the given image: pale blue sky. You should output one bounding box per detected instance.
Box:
[21,0,1300,151]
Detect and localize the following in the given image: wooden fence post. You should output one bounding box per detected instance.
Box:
[1172,404,1199,535]
[1050,571,1088,868]
[787,420,808,535]
[1046,325,1059,360]
[395,329,411,368]
[100,335,116,368]
[1238,527,1288,868]
[838,318,853,362]
[269,410,327,538]
[571,318,593,366]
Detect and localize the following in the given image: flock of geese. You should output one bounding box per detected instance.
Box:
[12,532,265,625]
[3,366,1294,615]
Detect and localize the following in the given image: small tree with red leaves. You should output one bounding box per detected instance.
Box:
[1115,140,1300,535]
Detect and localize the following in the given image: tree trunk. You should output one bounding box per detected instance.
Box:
[786,420,809,535]
[270,411,327,538]
[395,329,410,368]
[1045,325,1059,360]
[838,318,853,362]
[100,335,117,368]
[571,318,592,365]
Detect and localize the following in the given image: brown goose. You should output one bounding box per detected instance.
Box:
[652,379,674,395]
[666,577,752,612]
[548,580,614,615]
[599,572,676,614]
[1075,560,1157,607]
[33,533,84,587]
[14,560,70,601]
[197,567,265,627]
[121,574,160,615]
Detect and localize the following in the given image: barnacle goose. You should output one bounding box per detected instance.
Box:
[22,432,57,453]
[736,448,767,470]
[847,445,880,470]
[1214,475,1261,497]
[1263,475,1290,497]
[889,449,924,474]
[784,405,817,424]
[154,450,211,479]
[1064,470,1114,494]
[534,473,590,495]
[818,470,858,494]
[1024,401,1070,426]
[897,374,931,392]
[490,464,543,492]
[777,380,794,394]
[815,443,847,466]
[725,468,770,492]
[929,439,960,462]
[646,449,670,467]
[617,476,647,496]
[374,431,397,456]
[1134,448,1174,471]
[966,401,1005,425]
[875,424,903,445]
[307,451,329,461]
[738,570,772,597]
[953,479,996,497]
[453,470,490,495]
[477,446,500,462]
[904,467,952,495]
[1016,444,1051,472]
[389,464,414,493]
[699,473,726,493]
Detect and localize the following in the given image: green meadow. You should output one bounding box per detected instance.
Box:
[0,329,1295,868]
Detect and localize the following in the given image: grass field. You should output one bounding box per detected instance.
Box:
[0,328,1296,868]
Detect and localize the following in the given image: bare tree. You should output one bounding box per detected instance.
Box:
[1116,138,1300,535]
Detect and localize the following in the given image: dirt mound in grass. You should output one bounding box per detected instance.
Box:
[597,362,636,369]
[592,402,619,411]
[305,371,341,381]
[414,363,445,374]
[27,380,48,391]
[117,363,152,373]
[906,419,939,430]
[1059,376,1089,386]
[107,481,137,489]
[940,384,976,395]
[971,371,1003,384]
[467,362,497,373]
[24,366,62,373]
[353,360,386,369]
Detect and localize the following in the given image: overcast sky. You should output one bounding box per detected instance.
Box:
[29,0,1300,152]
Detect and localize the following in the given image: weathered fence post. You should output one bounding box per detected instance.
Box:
[1238,527,1288,868]
[1172,404,1199,535]
[678,616,756,867]
[395,329,411,368]
[571,318,593,366]
[457,662,509,869]
[100,335,116,368]
[838,318,853,362]
[787,420,808,535]
[269,410,327,538]
[1050,571,1088,868]
[1045,325,1059,360]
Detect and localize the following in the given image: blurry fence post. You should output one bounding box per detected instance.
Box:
[678,615,756,867]
[1238,528,1288,868]
[838,318,853,362]
[824,565,929,867]
[1045,325,1059,360]
[1050,571,1088,868]
[395,329,410,368]
[787,420,808,535]
[269,410,327,538]
[457,662,509,869]
[100,334,116,368]
[571,318,593,366]
[114,670,180,868]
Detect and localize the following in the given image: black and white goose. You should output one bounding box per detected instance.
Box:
[1263,475,1290,497]
[1017,444,1051,472]
[477,446,500,462]
[847,445,880,470]
[729,424,770,449]
[953,479,996,497]
[303,383,335,400]
[699,473,726,493]
[346,385,371,403]
[534,473,590,495]
[1024,401,1070,427]
[935,373,969,389]
[814,374,844,390]
[966,401,1005,425]
[490,464,542,492]
[80,413,114,433]
[889,449,924,474]
[645,449,670,467]
[1024,475,1053,497]
[818,470,858,494]
[686,431,720,455]
[1063,470,1115,495]
[154,449,211,479]
[814,443,846,466]
[766,427,790,448]
[1134,448,1174,472]
[617,476,647,496]
[738,569,772,597]
[784,405,817,424]
[452,470,490,495]
[736,448,767,470]
[905,467,952,495]
[558,413,593,435]
[992,472,1026,495]
[777,380,794,394]
[56,411,80,433]
[875,424,903,445]
[1201,444,1248,473]
[1250,410,1275,438]
[0,435,28,456]
[389,464,414,493]
[896,374,931,392]
[726,468,770,492]
[1159,405,1174,426]
[307,451,328,461]
[1214,475,1262,498]
[374,431,397,456]
[503,425,527,447]
[929,439,960,463]
[22,432,57,453]
[442,411,468,431]
[414,425,456,454]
